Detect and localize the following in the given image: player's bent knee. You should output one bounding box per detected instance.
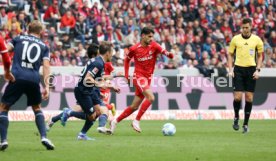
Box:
[100,106,109,115]
[245,93,253,102]
[0,103,10,112]
[32,104,41,109]
[233,95,242,102]
[245,98,253,102]
[234,98,242,102]
[87,115,95,121]
[148,97,155,103]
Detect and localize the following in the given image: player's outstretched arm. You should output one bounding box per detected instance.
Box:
[253,51,263,80]
[227,52,234,78]
[42,59,50,100]
[161,50,174,59]
[154,42,174,59]
[124,47,134,83]
[2,53,14,82]
[1,40,14,81]
[2,53,11,71]
[124,57,131,83]
[84,73,120,93]
[102,71,124,80]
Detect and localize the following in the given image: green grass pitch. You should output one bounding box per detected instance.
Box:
[1,120,276,161]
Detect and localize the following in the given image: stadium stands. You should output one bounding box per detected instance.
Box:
[0,0,275,74]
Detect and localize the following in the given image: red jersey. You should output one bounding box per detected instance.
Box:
[44,6,58,20]
[0,36,8,54]
[126,41,164,77]
[100,62,114,93]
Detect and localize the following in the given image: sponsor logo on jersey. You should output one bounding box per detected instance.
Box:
[92,67,99,75]
[137,55,153,61]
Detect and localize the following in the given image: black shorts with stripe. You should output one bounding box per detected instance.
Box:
[233,66,257,92]
[1,79,42,107]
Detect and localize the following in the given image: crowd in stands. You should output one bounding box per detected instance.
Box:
[0,0,276,77]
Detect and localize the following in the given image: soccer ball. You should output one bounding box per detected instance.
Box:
[162,123,176,136]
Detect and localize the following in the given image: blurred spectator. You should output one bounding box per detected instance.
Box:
[95,24,104,44]
[29,0,43,13]
[112,48,124,66]
[216,62,227,77]
[182,59,194,68]
[77,43,86,57]
[124,28,140,46]
[0,6,7,28]
[60,33,71,49]
[60,10,76,34]
[48,26,57,41]
[73,51,84,66]
[268,31,276,48]
[86,10,98,29]
[105,25,114,42]
[43,0,61,27]
[196,59,214,77]
[30,9,41,22]
[171,44,183,66]
[198,51,209,65]
[11,0,26,11]
[113,25,125,48]
[79,0,91,18]
[164,59,177,69]
[18,12,27,32]
[59,0,70,16]
[50,51,62,66]
[74,14,92,46]
[7,15,21,33]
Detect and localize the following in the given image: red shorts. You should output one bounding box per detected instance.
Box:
[133,76,151,99]
[101,91,111,105]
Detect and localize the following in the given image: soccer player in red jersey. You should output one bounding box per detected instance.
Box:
[110,27,174,133]
[0,35,14,82]
[100,61,123,116]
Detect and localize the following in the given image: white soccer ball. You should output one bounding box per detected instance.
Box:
[162,123,176,136]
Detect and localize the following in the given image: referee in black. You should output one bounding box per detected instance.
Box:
[228,18,264,133]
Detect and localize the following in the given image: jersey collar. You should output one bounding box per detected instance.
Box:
[99,55,106,63]
[241,34,251,39]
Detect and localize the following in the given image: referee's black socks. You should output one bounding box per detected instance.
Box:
[233,100,241,119]
[244,101,253,126]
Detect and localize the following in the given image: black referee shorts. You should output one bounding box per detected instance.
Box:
[1,79,42,107]
[233,66,257,92]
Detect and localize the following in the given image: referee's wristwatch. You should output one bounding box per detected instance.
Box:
[256,68,261,72]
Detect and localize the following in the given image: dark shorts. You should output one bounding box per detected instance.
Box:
[233,66,257,92]
[1,80,42,107]
[76,95,104,107]
[92,88,105,106]
[74,87,103,116]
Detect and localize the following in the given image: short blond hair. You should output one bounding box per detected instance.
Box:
[28,20,43,35]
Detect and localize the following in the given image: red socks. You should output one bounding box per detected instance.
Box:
[136,99,151,121]
[116,99,152,122]
[116,106,134,122]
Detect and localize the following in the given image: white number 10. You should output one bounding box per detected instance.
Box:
[22,41,41,63]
